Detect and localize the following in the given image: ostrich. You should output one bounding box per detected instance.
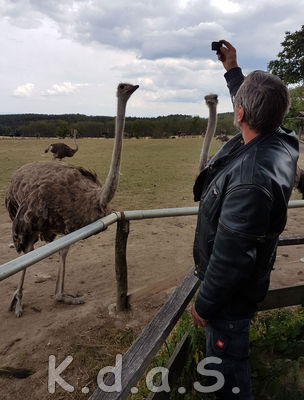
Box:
[295,166,304,199]
[198,94,218,173]
[5,83,139,317]
[216,133,229,143]
[45,129,79,160]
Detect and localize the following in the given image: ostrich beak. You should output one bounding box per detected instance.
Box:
[130,85,139,94]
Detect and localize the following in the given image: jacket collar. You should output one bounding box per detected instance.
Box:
[193,127,298,202]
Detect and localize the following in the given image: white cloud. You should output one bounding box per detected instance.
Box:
[13,83,35,97]
[44,82,89,96]
[6,0,299,63]
[1,0,304,116]
[210,0,241,13]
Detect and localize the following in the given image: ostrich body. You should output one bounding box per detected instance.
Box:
[216,133,229,143]
[5,83,139,317]
[45,130,79,160]
[295,166,304,199]
[198,94,218,173]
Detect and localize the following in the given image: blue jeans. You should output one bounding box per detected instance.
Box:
[205,318,252,400]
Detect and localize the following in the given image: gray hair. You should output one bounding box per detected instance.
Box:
[234,70,290,134]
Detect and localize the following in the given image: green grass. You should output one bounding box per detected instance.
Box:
[0,137,222,214]
[129,308,304,400]
[1,136,300,215]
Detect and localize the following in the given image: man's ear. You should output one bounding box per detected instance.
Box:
[235,105,244,123]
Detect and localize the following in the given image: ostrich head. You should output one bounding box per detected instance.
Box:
[117,83,139,102]
[205,94,218,107]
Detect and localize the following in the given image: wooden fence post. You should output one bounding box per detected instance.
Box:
[115,216,130,311]
[146,333,191,400]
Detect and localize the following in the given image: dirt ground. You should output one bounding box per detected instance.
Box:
[1,202,304,399]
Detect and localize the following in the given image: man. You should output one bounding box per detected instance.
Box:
[191,40,298,399]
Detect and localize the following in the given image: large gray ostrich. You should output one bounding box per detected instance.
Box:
[5,83,139,317]
[45,129,79,160]
[198,94,218,173]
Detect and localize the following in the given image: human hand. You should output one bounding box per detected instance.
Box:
[191,304,208,327]
[217,40,238,72]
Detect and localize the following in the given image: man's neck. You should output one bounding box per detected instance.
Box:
[241,124,259,144]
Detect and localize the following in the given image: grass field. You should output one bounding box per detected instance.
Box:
[0,137,222,215]
[1,135,301,217]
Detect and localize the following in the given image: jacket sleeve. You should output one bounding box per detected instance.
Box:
[195,185,273,320]
[224,67,245,103]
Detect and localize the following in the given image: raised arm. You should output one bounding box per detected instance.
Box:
[218,39,245,100]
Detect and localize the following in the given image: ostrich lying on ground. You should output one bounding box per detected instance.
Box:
[45,129,79,160]
[5,83,139,317]
[216,133,229,143]
[198,94,218,173]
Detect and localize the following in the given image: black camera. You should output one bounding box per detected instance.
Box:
[211,41,223,51]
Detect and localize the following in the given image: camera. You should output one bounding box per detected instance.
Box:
[211,41,223,51]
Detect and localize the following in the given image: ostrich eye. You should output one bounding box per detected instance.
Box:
[119,84,125,89]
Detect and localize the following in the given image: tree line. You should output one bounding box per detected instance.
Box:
[0,112,236,139]
[0,102,301,139]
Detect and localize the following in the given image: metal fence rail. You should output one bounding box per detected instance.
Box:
[0,213,118,281]
[1,200,304,282]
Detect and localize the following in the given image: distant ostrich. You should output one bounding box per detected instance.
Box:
[5,83,139,317]
[198,94,218,173]
[45,129,79,160]
[216,133,229,143]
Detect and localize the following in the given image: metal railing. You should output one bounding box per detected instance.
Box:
[1,200,304,282]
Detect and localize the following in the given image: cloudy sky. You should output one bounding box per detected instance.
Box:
[0,0,303,117]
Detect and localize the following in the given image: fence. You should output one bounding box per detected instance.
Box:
[1,201,304,399]
[88,238,304,399]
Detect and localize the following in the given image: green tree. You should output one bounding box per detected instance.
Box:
[190,116,203,135]
[216,112,235,136]
[284,85,304,134]
[0,124,11,136]
[56,120,70,138]
[289,85,304,117]
[268,25,304,85]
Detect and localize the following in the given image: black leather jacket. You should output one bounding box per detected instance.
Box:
[193,68,299,320]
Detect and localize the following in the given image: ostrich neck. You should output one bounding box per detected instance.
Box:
[198,103,217,173]
[73,133,78,151]
[99,97,126,208]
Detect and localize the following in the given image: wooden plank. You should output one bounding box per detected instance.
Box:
[278,235,304,246]
[259,284,304,311]
[146,333,190,400]
[88,268,200,400]
[115,219,130,311]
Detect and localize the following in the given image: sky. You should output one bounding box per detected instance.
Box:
[0,0,303,118]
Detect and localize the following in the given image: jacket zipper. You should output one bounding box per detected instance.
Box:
[218,220,266,242]
[224,183,273,202]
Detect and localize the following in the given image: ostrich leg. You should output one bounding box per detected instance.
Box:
[9,243,34,317]
[9,270,26,317]
[55,246,85,305]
